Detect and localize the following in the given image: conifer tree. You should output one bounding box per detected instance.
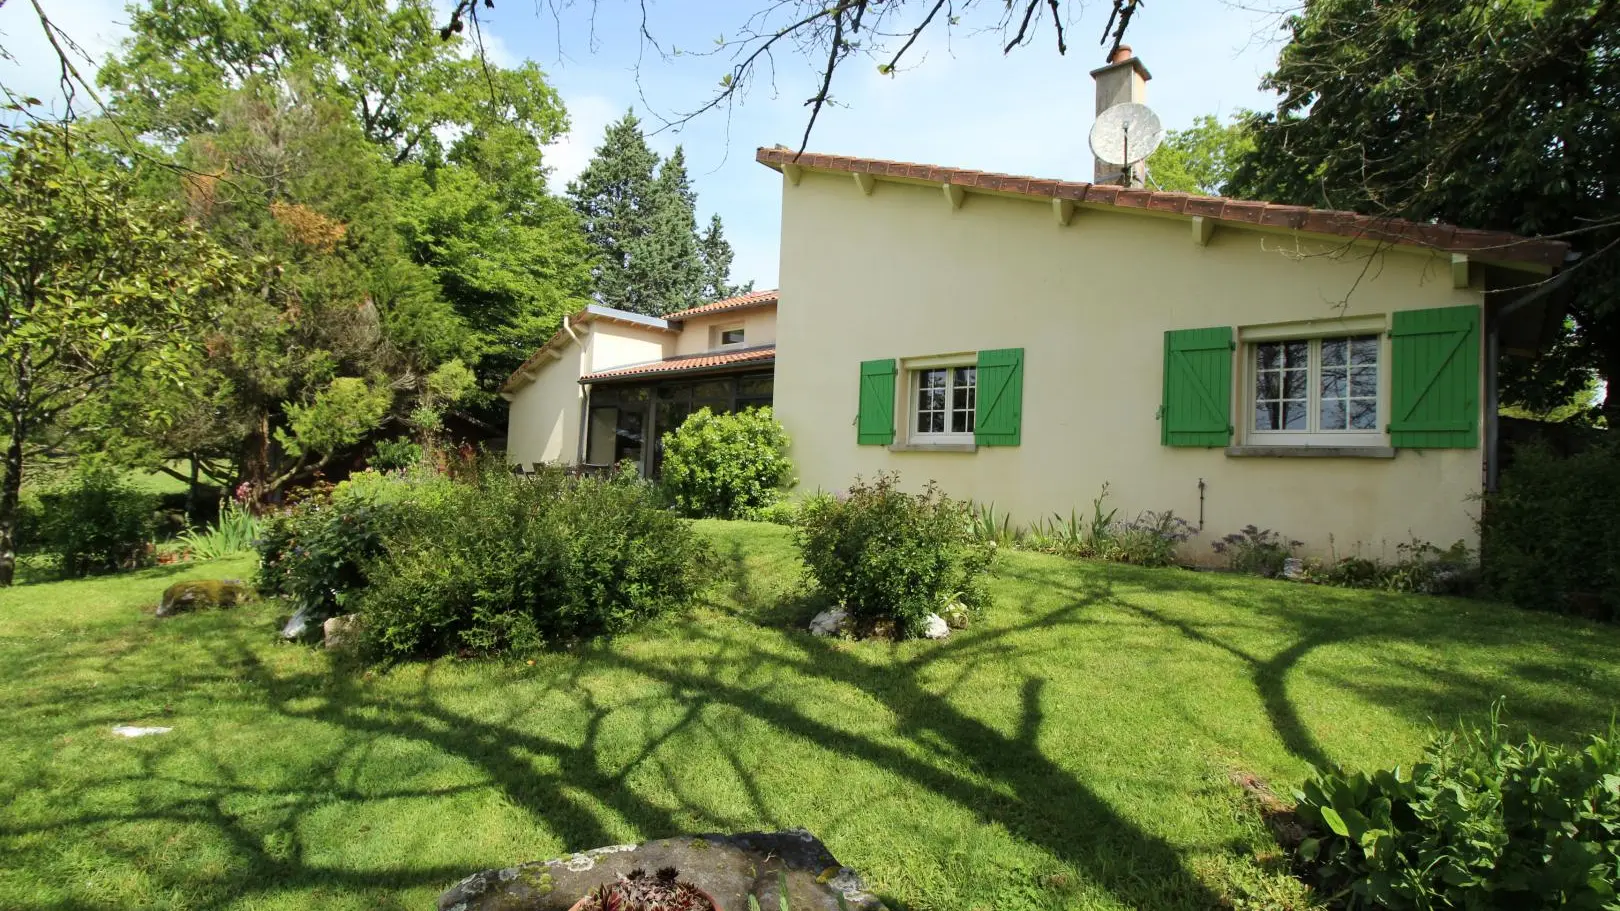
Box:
[697,213,751,302]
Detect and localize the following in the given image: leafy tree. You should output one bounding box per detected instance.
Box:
[396,125,592,398]
[698,213,753,302]
[167,82,465,501]
[0,126,239,584]
[1228,0,1620,421]
[1146,113,1253,197]
[97,0,566,163]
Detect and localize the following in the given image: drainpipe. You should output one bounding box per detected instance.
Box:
[565,314,589,465]
[1485,254,1579,492]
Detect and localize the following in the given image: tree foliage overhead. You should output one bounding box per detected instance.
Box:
[96,0,567,163]
[1228,0,1620,421]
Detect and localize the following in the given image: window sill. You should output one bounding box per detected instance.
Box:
[889,441,978,453]
[1226,445,1395,459]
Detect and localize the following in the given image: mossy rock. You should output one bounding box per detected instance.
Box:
[157,579,251,617]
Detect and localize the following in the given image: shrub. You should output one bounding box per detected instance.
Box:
[359,465,710,658]
[754,498,801,526]
[252,469,445,628]
[659,407,793,519]
[1295,707,1620,910]
[1308,538,1476,596]
[796,473,994,637]
[1102,510,1196,567]
[37,465,156,577]
[1212,525,1299,577]
[1482,441,1620,620]
[370,437,423,472]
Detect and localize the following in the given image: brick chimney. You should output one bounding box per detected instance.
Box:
[1089,45,1152,186]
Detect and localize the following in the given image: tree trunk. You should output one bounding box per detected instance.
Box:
[0,417,26,587]
[185,454,200,526]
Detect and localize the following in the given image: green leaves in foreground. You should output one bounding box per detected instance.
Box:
[1295,705,1620,909]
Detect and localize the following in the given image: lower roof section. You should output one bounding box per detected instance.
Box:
[582,344,776,384]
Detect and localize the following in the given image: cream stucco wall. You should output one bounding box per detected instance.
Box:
[505,343,586,467]
[775,169,1488,560]
[672,307,778,355]
[505,321,675,468]
[587,323,674,373]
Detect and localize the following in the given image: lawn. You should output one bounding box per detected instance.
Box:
[3,522,1619,911]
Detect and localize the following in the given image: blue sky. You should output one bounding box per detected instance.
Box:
[2,0,1289,289]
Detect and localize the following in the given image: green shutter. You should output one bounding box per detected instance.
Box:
[1161,327,1234,447]
[1389,306,1480,448]
[857,358,896,445]
[975,348,1024,447]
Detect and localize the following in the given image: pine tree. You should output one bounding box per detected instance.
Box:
[566,110,661,313]
[629,145,705,314]
[697,213,752,302]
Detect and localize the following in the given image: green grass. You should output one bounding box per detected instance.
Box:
[3,523,1620,911]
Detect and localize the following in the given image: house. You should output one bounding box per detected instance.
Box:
[506,48,1571,558]
[501,290,778,475]
[756,50,1569,558]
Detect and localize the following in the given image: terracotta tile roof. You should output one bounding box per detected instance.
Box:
[661,289,780,322]
[581,345,776,383]
[755,148,1570,271]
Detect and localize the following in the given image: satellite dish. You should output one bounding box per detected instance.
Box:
[1089,102,1164,166]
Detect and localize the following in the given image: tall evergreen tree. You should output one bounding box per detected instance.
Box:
[697,213,752,302]
[566,111,662,314]
[632,146,705,314]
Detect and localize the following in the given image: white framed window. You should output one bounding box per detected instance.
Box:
[1248,333,1383,445]
[910,364,976,442]
[715,324,745,348]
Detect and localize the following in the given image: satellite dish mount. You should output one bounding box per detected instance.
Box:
[1088,101,1164,188]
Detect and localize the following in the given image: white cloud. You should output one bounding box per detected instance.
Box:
[544,92,623,189]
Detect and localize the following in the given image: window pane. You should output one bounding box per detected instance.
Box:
[1320,369,1346,399]
[1350,336,1379,366]
[1350,400,1378,430]
[737,374,773,398]
[1284,341,1309,365]
[1320,398,1346,430]
[1283,401,1308,430]
[1255,402,1278,430]
[1321,338,1347,367]
[1283,369,1309,399]
[1256,343,1282,370]
[1256,372,1279,399]
[1350,366,1377,397]
[953,366,975,387]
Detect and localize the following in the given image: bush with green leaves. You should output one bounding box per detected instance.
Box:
[369,437,424,472]
[659,407,793,519]
[37,464,156,577]
[1212,525,1300,577]
[1294,708,1620,910]
[1308,538,1476,596]
[253,469,449,627]
[1482,441,1620,620]
[796,473,994,637]
[358,465,711,658]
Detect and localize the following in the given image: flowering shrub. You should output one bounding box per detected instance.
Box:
[796,473,994,637]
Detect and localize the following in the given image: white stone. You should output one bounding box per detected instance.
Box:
[921,613,951,639]
[1280,557,1307,581]
[112,725,172,738]
[323,614,363,650]
[809,608,849,637]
